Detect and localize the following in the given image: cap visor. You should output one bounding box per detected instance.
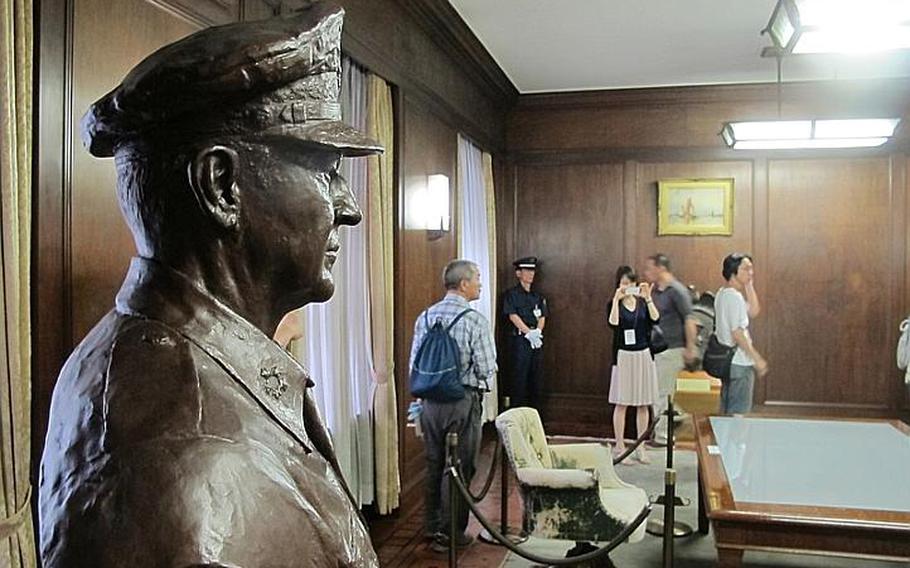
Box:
[266,121,383,156]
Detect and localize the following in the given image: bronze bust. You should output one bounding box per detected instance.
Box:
[38,4,382,566]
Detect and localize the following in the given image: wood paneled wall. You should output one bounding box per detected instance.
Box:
[34,0,515,518]
[503,81,910,436]
[393,98,460,505]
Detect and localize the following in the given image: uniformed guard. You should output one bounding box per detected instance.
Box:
[39,4,382,567]
[503,256,549,409]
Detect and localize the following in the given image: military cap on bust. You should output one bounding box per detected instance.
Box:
[81,2,381,158]
[513,256,539,269]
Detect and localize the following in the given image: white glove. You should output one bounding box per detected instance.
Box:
[525,328,543,350]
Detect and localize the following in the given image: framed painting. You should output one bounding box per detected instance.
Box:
[657,178,734,236]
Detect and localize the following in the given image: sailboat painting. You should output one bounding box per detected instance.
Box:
[657,178,734,236]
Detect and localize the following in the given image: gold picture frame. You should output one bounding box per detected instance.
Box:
[657,178,734,236]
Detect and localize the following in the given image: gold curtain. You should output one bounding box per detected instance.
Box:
[0,0,37,566]
[482,152,496,320]
[481,151,498,421]
[366,73,399,514]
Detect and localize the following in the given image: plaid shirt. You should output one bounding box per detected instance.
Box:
[409,293,497,391]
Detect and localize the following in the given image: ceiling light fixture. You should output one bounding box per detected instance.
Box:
[721,118,900,150]
[765,0,910,55]
[726,3,907,150]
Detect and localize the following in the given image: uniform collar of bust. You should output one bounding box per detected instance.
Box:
[114,256,315,449]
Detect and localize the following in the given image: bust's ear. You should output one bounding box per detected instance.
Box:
[188,145,240,230]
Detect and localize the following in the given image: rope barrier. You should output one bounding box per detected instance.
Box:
[612,415,660,465]
[447,463,650,566]
[463,433,500,503]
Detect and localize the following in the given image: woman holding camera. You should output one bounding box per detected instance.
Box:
[608,265,660,463]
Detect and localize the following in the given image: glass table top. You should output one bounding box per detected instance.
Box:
[709,416,910,512]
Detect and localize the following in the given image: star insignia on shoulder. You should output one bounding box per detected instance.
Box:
[259,365,289,400]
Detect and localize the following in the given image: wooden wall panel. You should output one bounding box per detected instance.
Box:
[493,158,516,297]
[34,0,69,470]
[393,97,458,507]
[634,161,754,294]
[70,0,197,344]
[509,81,910,153]
[505,80,910,434]
[34,0,201,474]
[765,158,899,410]
[512,163,624,434]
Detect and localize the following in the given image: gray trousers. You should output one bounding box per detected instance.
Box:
[720,364,755,414]
[420,390,483,536]
[653,348,685,443]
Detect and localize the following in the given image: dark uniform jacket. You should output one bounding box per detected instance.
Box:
[39,257,377,567]
[503,284,549,335]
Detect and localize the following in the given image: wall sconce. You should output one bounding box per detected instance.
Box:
[765,0,910,55]
[423,174,450,232]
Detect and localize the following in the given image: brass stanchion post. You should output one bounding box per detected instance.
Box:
[500,396,509,536]
[447,432,459,568]
[663,468,676,568]
[647,395,694,539]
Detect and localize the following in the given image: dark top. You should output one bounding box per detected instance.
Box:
[503,284,549,335]
[651,279,694,349]
[609,299,658,359]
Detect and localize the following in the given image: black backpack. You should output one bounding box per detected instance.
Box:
[409,308,473,402]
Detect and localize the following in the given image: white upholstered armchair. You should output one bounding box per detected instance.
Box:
[495,407,648,545]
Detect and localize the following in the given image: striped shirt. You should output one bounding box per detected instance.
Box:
[409,293,497,391]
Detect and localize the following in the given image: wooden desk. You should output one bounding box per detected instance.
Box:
[694,415,910,567]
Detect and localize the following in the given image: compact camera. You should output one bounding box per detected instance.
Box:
[625,285,641,296]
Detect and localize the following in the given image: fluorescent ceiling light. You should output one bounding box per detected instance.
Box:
[732,138,888,150]
[765,0,910,54]
[814,118,900,138]
[721,118,900,150]
[727,120,811,140]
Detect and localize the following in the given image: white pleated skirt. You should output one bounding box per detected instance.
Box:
[608,349,659,406]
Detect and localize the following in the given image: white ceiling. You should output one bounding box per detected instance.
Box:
[448,0,910,93]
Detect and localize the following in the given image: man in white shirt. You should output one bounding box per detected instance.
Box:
[715,253,769,413]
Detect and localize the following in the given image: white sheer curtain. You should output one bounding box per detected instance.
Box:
[457,134,499,422]
[295,57,374,506]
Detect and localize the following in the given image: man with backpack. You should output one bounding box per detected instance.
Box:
[409,259,497,551]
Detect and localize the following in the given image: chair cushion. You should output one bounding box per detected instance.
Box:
[599,485,649,543]
[496,408,552,470]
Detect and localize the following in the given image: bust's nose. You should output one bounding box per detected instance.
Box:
[332,174,362,226]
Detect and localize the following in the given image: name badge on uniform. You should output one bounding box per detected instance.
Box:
[624,329,636,346]
[533,305,542,319]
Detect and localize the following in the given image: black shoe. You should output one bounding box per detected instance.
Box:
[430,532,475,552]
